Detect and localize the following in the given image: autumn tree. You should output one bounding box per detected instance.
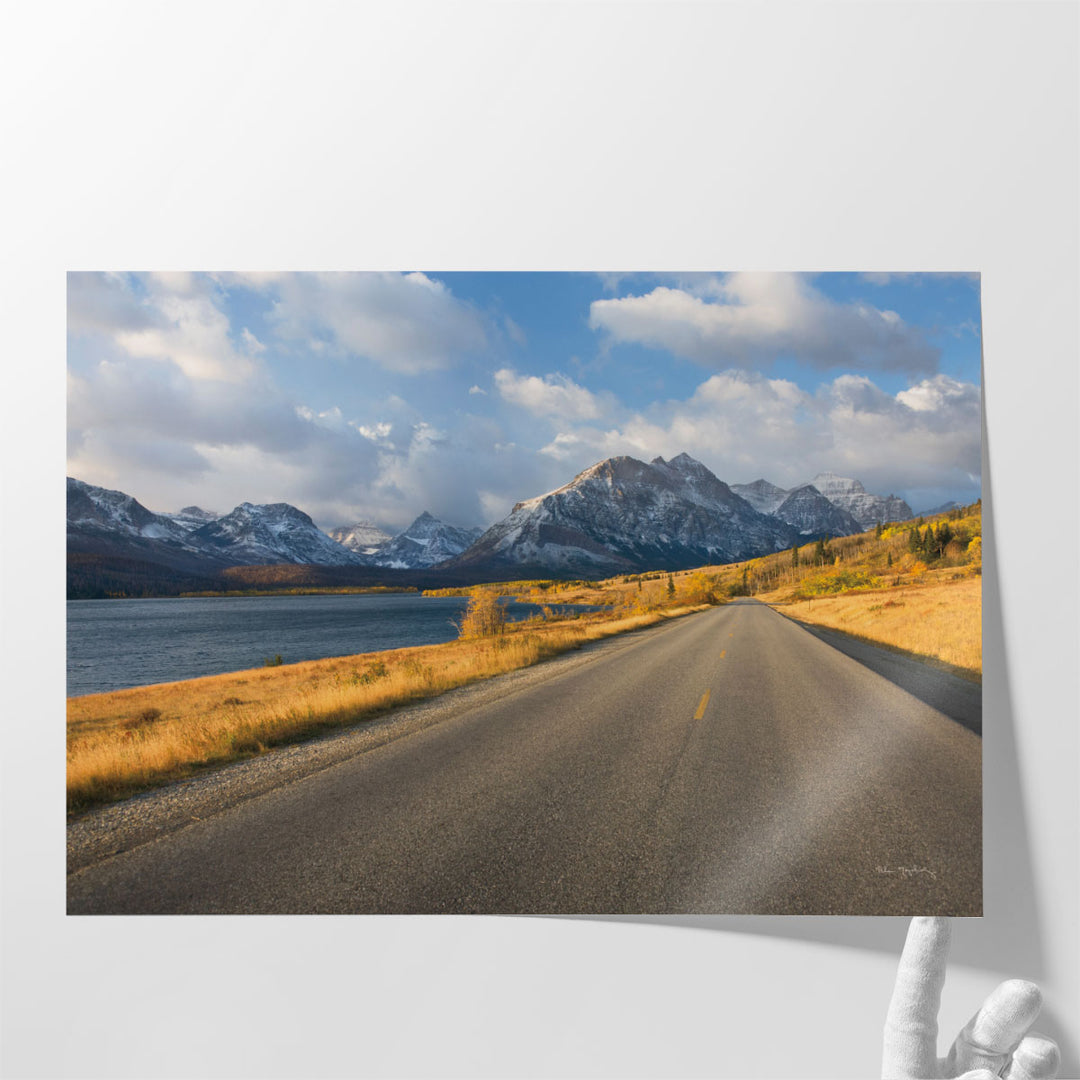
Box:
[456,591,507,639]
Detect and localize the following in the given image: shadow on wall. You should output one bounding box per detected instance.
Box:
[558,378,1076,1065]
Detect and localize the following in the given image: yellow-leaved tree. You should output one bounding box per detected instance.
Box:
[456,592,507,639]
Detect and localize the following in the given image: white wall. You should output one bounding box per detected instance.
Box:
[2,3,1076,1076]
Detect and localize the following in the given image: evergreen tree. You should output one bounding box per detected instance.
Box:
[667,574,675,597]
[937,521,952,553]
[791,545,800,569]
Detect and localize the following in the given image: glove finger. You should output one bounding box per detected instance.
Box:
[1002,1034,1061,1080]
[947,980,1043,1075]
[883,917,951,1078]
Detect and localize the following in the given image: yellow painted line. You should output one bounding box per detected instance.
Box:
[693,689,711,720]
[720,649,726,658]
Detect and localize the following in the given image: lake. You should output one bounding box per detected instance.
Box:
[67,593,588,697]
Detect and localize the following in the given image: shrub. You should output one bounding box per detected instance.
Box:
[456,592,507,639]
[794,568,882,599]
[120,707,163,729]
[354,660,389,685]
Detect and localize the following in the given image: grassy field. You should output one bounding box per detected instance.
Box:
[67,599,709,814]
[747,502,982,678]
[758,571,981,678]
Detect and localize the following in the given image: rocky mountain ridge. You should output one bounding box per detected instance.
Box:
[447,453,800,574]
[732,473,912,530]
[67,478,481,574]
[68,456,923,584]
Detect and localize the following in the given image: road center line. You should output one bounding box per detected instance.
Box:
[720,649,726,659]
[693,689,710,720]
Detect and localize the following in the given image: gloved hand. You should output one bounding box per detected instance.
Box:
[882,917,1060,1079]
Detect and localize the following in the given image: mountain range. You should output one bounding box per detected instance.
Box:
[67,478,478,574]
[67,455,916,591]
[731,473,911,530]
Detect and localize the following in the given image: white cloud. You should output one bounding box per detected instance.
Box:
[533,370,981,502]
[468,384,486,395]
[232,271,488,374]
[240,327,266,355]
[70,272,257,383]
[352,420,393,442]
[494,368,604,421]
[896,374,979,413]
[589,272,939,375]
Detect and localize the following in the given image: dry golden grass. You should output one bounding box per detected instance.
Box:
[759,571,982,678]
[67,603,707,814]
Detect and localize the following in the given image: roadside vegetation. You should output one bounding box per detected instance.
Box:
[747,502,982,678]
[67,574,721,814]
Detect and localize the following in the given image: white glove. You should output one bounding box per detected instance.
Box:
[882,917,1060,1079]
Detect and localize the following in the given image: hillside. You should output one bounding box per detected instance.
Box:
[725,502,983,677]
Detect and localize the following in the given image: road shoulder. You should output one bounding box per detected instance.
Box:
[767,604,981,734]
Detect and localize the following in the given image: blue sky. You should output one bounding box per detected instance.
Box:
[67,271,982,531]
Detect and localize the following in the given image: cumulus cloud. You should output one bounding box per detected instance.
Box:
[589,272,939,376]
[494,368,605,421]
[68,272,160,336]
[66,347,392,525]
[361,415,562,530]
[534,370,981,504]
[232,271,488,374]
[69,272,259,383]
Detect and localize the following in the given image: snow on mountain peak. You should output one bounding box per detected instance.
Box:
[449,452,797,574]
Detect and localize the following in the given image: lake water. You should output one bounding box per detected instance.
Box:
[67,593,588,697]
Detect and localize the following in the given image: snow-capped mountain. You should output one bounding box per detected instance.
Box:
[365,512,483,569]
[68,479,363,570]
[729,479,789,515]
[809,473,913,530]
[732,473,914,531]
[328,521,394,555]
[449,453,799,574]
[67,477,236,575]
[189,503,365,566]
[68,477,193,544]
[771,485,864,539]
[69,459,920,588]
[165,506,220,529]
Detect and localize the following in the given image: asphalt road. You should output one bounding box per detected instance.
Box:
[68,600,982,915]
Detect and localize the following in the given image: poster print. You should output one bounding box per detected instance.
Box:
[67,271,982,915]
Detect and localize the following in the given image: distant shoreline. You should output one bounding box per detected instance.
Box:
[177,585,418,598]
